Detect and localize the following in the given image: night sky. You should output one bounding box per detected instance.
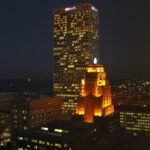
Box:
[0,0,150,80]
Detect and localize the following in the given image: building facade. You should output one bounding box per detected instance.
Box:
[0,93,13,146]
[75,64,114,123]
[0,111,11,146]
[72,64,119,139]
[15,120,94,150]
[53,3,100,111]
[116,104,150,136]
[11,97,62,134]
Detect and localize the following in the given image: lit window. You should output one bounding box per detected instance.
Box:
[55,143,61,148]
[41,127,48,131]
[17,137,23,140]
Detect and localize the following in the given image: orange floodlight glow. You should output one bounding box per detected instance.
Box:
[76,64,114,123]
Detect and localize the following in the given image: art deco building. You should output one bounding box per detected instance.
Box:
[76,63,114,123]
[53,3,99,111]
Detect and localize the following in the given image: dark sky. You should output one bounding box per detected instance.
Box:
[0,0,150,80]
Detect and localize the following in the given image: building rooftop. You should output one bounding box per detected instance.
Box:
[115,104,150,112]
[16,120,93,142]
[54,2,98,14]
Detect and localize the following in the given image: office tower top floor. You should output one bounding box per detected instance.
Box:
[53,3,100,111]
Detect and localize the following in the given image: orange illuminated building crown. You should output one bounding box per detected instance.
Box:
[76,64,114,123]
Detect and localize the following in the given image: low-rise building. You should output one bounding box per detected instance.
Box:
[15,120,94,150]
[11,96,62,132]
[116,104,150,136]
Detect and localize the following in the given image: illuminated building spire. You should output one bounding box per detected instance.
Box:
[76,64,114,123]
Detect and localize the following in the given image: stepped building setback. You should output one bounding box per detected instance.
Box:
[76,64,114,123]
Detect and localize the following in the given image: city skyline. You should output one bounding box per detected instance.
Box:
[0,1,150,148]
[0,0,150,80]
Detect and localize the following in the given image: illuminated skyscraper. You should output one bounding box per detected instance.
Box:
[53,3,99,111]
[76,64,114,123]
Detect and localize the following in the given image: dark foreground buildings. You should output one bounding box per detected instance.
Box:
[15,120,94,150]
[10,96,62,149]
